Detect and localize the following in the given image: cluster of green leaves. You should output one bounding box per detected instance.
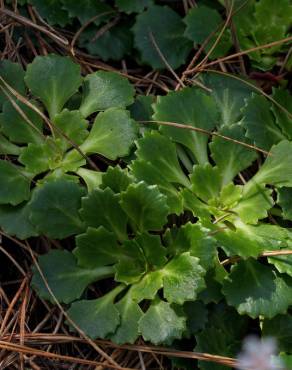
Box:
[24,55,292,360]
[185,0,292,70]
[13,0,292,70]
[0,54,137,239]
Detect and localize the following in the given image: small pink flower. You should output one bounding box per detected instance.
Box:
[237,336,284,370]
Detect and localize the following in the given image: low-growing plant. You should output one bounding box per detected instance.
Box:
[0,54,137,239]
[22,56,292,363]
[7,0,292,70]
[186,0,292,70]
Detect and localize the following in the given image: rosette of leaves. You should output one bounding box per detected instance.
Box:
[135,86,292,321]
[0,55,137,239]
[32,167,208,345]
[32,81,292,347]
[185,0,292,70]
[231,0,292,70]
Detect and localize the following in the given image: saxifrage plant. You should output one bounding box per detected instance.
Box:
[29,60,292,361]
[0,54,137,239]
[7,0,292,70]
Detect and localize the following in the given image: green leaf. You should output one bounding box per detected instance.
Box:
[154,87,218,164]
[195,328,234,370]
[67,286,124,338]
[136,233,167,268]
[115,236,147,284]
[78,108,137,160]
[114,236,153,284]
[62,0,112,25]
[129,95,155,124]
[198,263,226,304]
[76,168,103,192]
[29,180,85,238]
[60,147,86,173]
[25,55,82,118]
[115,234,167,286]
[53,109,89,151]
[166,222,217,270]
[74,226,120,268]
[139,300,186,345]
[110,294,143,344]
[268,253,292,279]
[212,221,288,258]
[132,131,190,188]
[80,24,133,62]
[0,161,31,205]
[210,124,257,185]
[131,159,184,214]
[277,188,292,220]
[19,139,59,174]
[232,185,274,224]
[0,133,21,155]
[191,164,222,202]
[253,0,292,57]
[254,0,292,31]
[101,166,133,194]
[162,253,205,304]
[130,270,163,302]
[233,0,292,70]
[80,188,128,241]
[184,5,232,59]
[38,170,79,184]
[262,314,292,353]
[246,140,292,190]
[120,181,169,232]
[30,0,70,26]
[188,225,218,268]
[133,5,192,69]
[252,28,281,68]
[0,202,37,239]
[32,250,114,303]
[79,71,134,118]
[271,88,292,139]
[115,0,152,14]
[201,73,254,126]
[183,300,208,334]
[242,94,286,150]
[218,183,242,208]
[181,189,211,220]
[206,302,247,341]
[0,60,26,109]
[222,259,292,318]
[0,100,43,144]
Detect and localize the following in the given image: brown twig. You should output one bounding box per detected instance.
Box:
[1,334,237,368]
[222,250,292,266]
[0,75,100,171]
[140,120,270,155]
[70,11,114,56]
[0,7,68,45]
[27,246,124,369]
[195,0,234,71]
[196,69,292,120]
[149,31,185,88]
[186,35,292,75]
[0,340,133,369]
